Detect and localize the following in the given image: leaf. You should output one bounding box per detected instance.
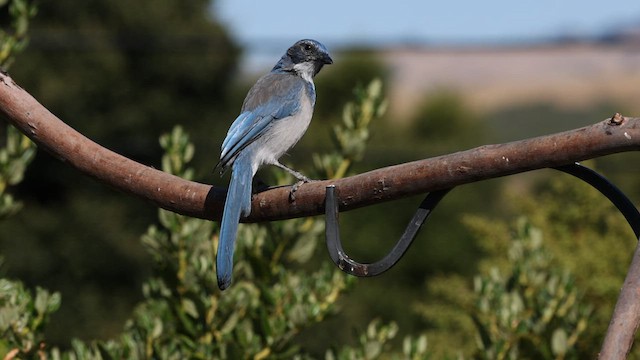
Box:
[181,298,198,318]
[416,334,428,353]
[33,287,49,315]
[551,328,568,357]
[151,317,163,339]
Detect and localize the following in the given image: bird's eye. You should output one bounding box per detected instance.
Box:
[304,44,312,51]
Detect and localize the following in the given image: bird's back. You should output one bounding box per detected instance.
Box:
[242,72,315,113]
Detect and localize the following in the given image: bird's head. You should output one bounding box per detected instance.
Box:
[273,39,333,80]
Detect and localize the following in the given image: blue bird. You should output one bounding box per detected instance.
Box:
[216,39,333,290]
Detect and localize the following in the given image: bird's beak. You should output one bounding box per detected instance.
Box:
[323,53,333,65]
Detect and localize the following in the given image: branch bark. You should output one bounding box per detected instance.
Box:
[599,236,640,359]
[0,71,638,223]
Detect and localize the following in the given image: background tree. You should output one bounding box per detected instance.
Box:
[2,76,435,359]
[1,0,239,344]
[1,0,640,357]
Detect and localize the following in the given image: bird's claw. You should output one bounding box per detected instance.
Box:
[289,178,314,202]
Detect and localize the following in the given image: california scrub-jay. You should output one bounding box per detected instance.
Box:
[216,39,333,290]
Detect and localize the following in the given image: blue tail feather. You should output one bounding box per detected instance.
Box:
[217,162,253,290]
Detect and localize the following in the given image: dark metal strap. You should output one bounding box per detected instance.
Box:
[554,163,640,238]
[324,162,640,277]
[325,185,451,277]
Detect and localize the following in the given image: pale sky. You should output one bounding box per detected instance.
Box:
[214,0,640,71]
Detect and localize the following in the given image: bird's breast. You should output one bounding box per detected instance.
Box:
[251,93,314,167]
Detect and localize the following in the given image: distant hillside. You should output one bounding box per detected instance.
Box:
[382,40,640,118]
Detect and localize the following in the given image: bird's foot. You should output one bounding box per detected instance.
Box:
[289,177,316,202]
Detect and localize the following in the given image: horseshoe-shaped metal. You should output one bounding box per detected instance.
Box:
[324,162,640,277]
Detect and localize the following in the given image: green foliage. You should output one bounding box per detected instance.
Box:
[333,89,496,356]
[314,48,388,121]
[411,274,477,358]
[1,0,240,343]
[159,126,195,181]
[413,217,594,359]
[409,91,487,154]
[0,3,51,359]
[0,279,60,358]
[325,319,429,360]
[0,125,35,218]
[106,123,352,358]
[472,219,590,360]
[12,0,239,150]
[0,79,431,359]
[0,0,36,218]
[313,78,387,179]
[0,1,635,355]
[429,162,636,359]
[0,0,36,69]
[103,123,349,358]
[413,162,636,358]
[512,169,637,356]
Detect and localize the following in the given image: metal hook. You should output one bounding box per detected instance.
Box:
[324,162,640,277]
[324,184,452,277]
[553,163,640,238]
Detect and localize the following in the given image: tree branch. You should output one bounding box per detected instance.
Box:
[2,70,640,356]
[599,235,640,359]
[0,71,638,223]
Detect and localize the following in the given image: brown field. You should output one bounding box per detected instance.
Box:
[382,42,640,118]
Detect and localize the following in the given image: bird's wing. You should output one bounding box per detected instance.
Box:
[219,74,307,168]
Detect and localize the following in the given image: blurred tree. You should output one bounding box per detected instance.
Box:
[471,219,590,360]
[514,168,637,357]
[0,1,60,357]
[0,79,436,360]
[0,0,37,220]
[0,0,35,69]
[314,48,389,122]
[0,0,239,345]
[322,89,498,347]
[11,0,239,161]
[409,90,488,155]
[1,0,637,356]
[412,162,636,358]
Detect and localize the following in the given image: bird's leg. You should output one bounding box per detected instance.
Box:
[273,161,314,201]
[275,162,311,182]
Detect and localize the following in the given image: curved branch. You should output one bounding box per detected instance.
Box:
[599,237,640,359]
[0,72,638,222]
